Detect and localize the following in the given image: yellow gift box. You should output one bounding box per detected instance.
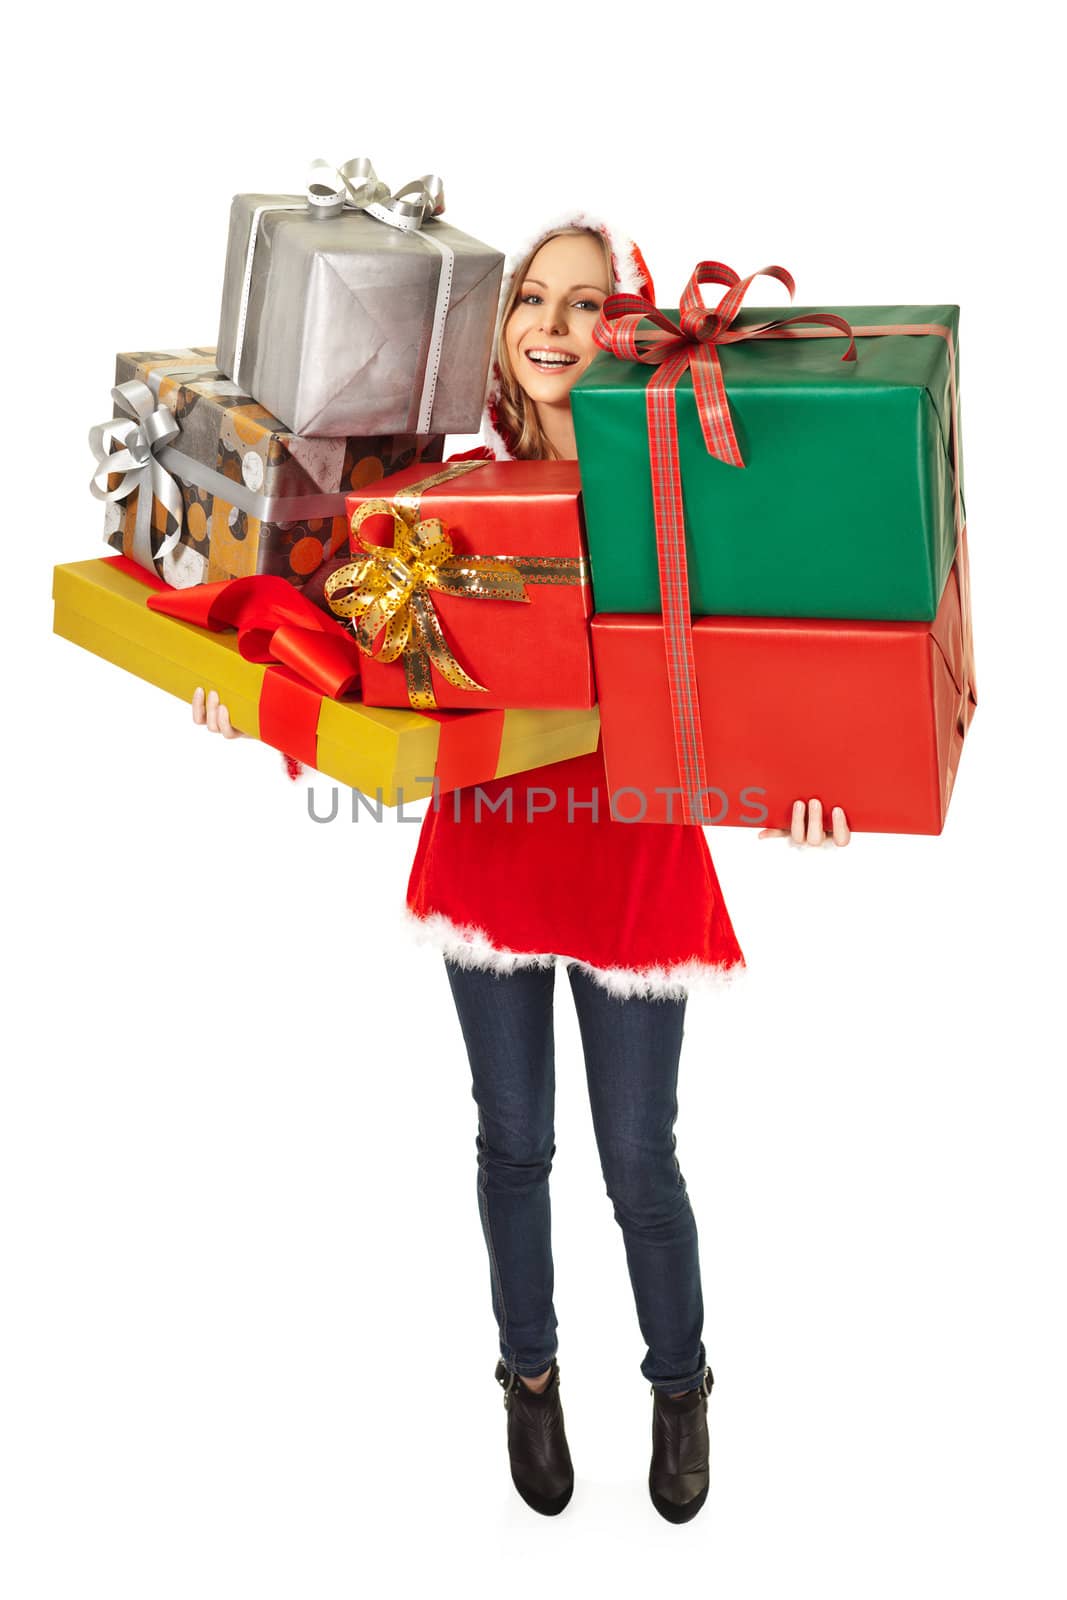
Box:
[52,557,601,804]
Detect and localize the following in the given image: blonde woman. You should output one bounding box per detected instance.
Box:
[194,214,850,1523]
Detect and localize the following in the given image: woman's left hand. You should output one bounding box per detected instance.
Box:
[758,799,851,847]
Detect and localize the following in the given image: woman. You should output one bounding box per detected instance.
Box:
[193,213,851,1523]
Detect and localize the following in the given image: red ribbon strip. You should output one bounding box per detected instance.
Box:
[419,707,508,797]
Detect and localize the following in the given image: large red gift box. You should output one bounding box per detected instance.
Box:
[333,459,595,710]
[590,531,977,835]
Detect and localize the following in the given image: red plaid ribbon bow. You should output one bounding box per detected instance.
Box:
[593,263,858,824]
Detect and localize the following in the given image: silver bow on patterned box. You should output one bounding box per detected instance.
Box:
[92,350,445,587]
[89,380,185,574]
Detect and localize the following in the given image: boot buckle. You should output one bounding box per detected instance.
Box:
[496,1361,520,1410]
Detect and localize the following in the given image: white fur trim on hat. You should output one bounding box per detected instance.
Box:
[479,211,649,459]
[401,907,747,1003]
[499,210,648,300]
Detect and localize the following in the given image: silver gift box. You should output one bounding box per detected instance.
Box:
[216,194,505,438]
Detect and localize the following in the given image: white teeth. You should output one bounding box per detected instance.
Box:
[527,350,578,367]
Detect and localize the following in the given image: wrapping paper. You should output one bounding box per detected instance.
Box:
[572,304,964,621]
[52,557,601,803]
[102,349,443,588]
[589,530,977,835]
[337,460,596,710]
[216,198,504,436]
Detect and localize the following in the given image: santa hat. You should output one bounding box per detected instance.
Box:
[480,211,656,461]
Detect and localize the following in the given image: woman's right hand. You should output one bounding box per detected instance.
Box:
[192,686,244,739]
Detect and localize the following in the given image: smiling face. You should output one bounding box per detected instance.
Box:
[503,232,612,407]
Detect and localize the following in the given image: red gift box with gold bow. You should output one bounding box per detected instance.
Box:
[324,458,596,711]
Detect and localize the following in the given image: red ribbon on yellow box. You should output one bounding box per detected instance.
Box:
[142,560,364,765]
[102,556,511,790]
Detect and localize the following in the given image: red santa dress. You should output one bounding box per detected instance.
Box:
[400,212,746,1001]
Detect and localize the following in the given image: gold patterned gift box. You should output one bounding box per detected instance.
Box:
[99,348,444,589]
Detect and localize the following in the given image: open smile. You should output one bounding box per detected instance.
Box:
[524,347,580,373]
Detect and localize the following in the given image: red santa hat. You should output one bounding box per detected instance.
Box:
[480,211,656,461]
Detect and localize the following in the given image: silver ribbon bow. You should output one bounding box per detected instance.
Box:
[305,157,445,232]
[89,380,184,574]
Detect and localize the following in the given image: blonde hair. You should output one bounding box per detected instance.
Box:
[494,227,615,461]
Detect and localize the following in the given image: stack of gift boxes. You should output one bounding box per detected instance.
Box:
[53,165,602,801]
[572,288,978,834]
[52,168,976,830]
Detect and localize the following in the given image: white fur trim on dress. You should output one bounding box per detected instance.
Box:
[401,907,746,1003]
[480,409,515,461]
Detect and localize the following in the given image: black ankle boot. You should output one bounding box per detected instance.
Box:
[649,1366,713,1523]
[495,1357,574,1516]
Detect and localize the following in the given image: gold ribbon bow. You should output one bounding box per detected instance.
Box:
[324,461,588,710]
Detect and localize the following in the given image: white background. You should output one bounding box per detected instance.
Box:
[3,3,1064,1595]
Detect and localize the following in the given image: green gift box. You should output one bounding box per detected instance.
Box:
[571,304,964,622]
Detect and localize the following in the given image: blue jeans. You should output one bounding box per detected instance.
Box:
[444,956,709,1393]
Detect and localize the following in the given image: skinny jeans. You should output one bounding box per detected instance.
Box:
[444,955,709,1394]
